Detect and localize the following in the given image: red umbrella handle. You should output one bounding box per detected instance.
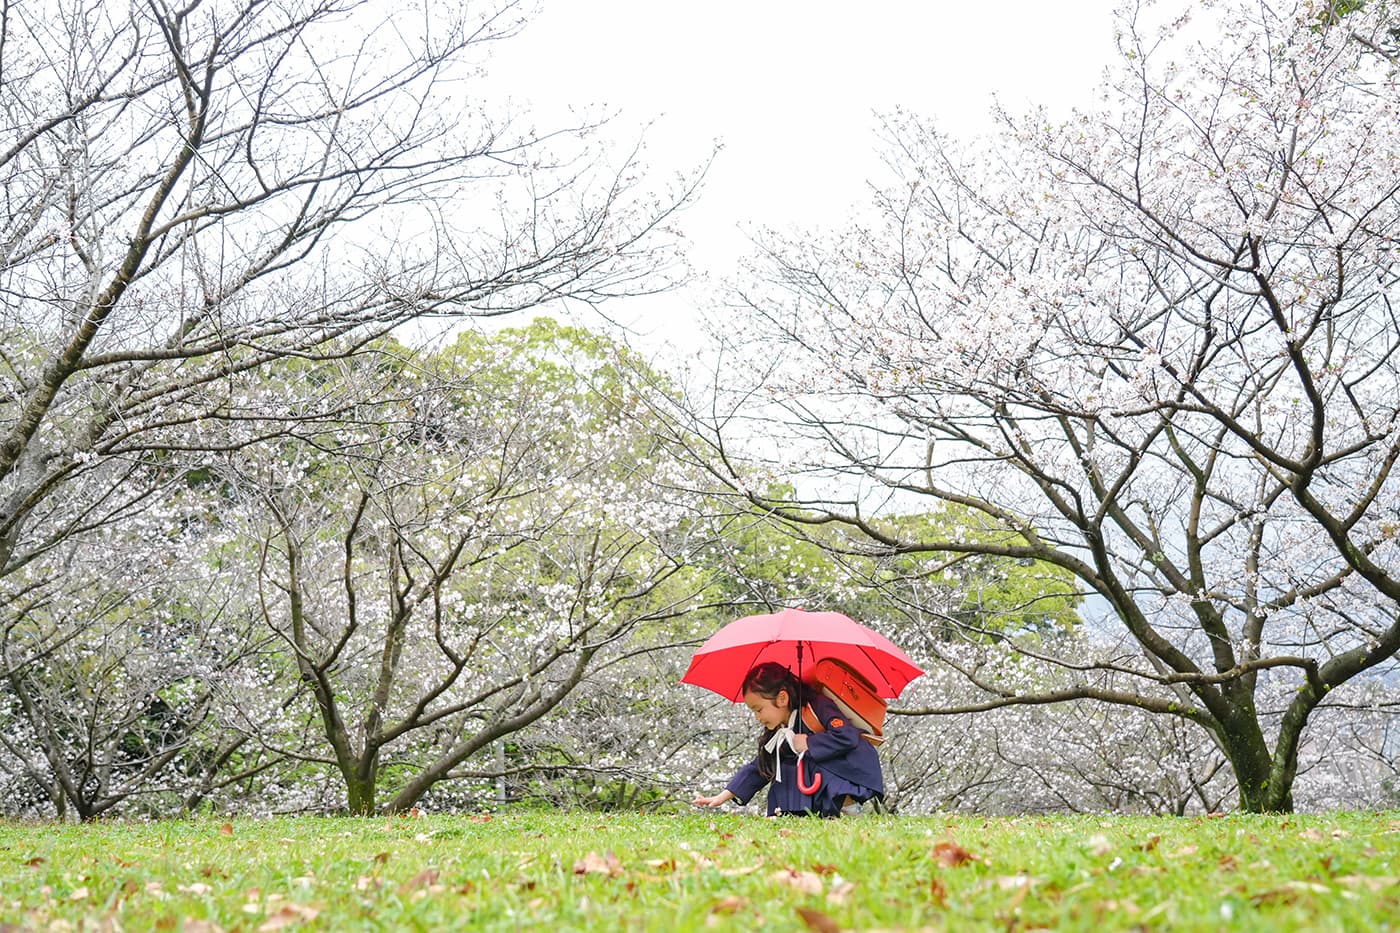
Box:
[797,757,823,795]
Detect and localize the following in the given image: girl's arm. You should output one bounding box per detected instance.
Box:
[697,758,767,807]
[692,789,736,807]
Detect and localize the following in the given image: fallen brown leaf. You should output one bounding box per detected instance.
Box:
[711,895,748,914]
[219,823,234,836]
[1250,880,1331,906]
[399,869,440,893]
[573,851,622,877]
[685,850,717,869]
[1335,875,1399,892]
[989,874,1038,891]
[796,905,841,932]
[256,904,320,932]
[771,869,823,895]
[257,913,297,933]
[932,841,974,867]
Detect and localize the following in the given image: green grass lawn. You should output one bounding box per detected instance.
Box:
[1,809,1396,931]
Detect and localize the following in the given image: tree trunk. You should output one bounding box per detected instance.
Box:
[1216,703,1292,813]
[346,773,377,817]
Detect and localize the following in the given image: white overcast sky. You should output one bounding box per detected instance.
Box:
[479,0,1126,351]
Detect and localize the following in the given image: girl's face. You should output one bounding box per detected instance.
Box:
[743,688,791,730]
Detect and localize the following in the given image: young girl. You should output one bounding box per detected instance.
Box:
[693,661,883,817]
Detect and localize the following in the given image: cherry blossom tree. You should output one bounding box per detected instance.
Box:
[687,0,1400,811]
[0,487,283,820]
[201,321,719,815]
[0,0,699,675]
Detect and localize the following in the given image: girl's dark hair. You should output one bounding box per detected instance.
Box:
[743,662,803,780]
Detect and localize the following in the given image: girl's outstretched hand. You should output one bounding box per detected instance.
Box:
[692,790,735,808]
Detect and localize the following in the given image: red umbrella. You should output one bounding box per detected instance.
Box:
[680,607,924,702]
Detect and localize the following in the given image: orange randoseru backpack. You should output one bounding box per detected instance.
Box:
[800,658,887,746]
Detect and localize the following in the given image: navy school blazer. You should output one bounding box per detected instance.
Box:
[724,693,885,806]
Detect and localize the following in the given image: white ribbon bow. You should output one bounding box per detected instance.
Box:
[762,710,805,782]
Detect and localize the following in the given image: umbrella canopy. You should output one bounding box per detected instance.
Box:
[681,607,924,702]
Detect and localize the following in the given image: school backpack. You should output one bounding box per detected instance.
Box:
[802,658,887,746]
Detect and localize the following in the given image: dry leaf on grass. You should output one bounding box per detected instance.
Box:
[988,874,1038,891]
[1250,880,1332,905]
[1335,875,1399,891]
[256,904,320,932]
[573,851,622,877]
[932,841,974,867]
[711,895,748,914]
[771,869,824,895]
[399,869,440,894]
[796,905,841,932]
